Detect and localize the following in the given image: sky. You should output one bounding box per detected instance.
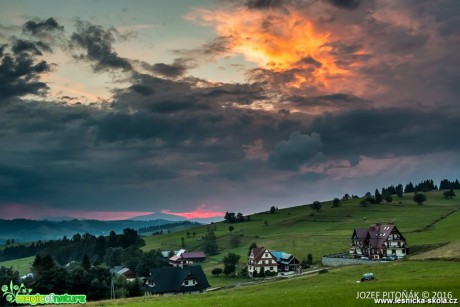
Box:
[0,0,459,221]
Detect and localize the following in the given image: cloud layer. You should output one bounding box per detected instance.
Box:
[0,1,459,219]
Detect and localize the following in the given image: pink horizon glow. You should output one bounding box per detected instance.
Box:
[161,204,224,219]
[0,204,153,221]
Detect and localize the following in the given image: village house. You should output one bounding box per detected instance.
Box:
[142,266,210,295]
[169,251,206,267]
[247,247,278,277]
[110,266,136,280]
[350,223,408,259]
[270,251,301,273]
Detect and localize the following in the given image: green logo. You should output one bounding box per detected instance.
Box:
[2,281,86,305]
[2,280,32,303]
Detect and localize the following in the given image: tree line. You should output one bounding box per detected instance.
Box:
[0,228,144,264]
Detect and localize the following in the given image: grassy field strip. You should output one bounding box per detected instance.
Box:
[85,260,460,307]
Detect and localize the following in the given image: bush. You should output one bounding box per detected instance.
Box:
[265,271,277,277]
[211,268,223,276]
[240,267,248,277]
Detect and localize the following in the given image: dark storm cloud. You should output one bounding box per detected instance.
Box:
[12,39,53,55]
[23,17,63,36]
[0,44,6,57]
[326,0,362,10]
[143,57,194,79]
[246,0,284,9]
[269,131,322,170]
[0,44,50,98]
[288,93,369,108]
[70,20,132,72]
[0,97,179,206]
[174,36,232,62]
[296,56,322,68]
[310,108,460,161]
[1,4,459,214]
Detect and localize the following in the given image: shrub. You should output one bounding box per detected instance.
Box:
[318,269,328,274]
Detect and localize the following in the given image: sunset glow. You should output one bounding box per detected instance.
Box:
[192,7,348,89]
[161,204,225,220]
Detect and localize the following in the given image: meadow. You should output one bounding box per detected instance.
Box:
[2,190,459,306]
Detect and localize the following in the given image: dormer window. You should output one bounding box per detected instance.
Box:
[182,279,197,287]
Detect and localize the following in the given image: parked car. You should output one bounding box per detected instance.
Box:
[361,272,375,282]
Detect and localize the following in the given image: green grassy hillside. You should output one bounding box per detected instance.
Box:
[86,191,460,306]
[2,190,459,306]
[142,192,456,256]
[89,260,460,307]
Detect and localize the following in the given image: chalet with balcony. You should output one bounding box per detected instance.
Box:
[350,223,408,259]
[247,247,278,277]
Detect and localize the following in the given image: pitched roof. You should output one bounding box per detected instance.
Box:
[250,247,266,261]
[181,251,206,259]
[270,251,299,265]
[250,247,277,262]
[169,255,180,261]
[144,266,210,294]
[353,228,369,240]
[355,224,406,248]
[110,266,131,275]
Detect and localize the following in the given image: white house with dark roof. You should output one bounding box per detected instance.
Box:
[247,247,278,277]
[350,223,408,259]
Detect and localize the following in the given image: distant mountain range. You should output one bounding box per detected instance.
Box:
[0,211,222,244]
[129,212,223,224]
[0,218,199,244]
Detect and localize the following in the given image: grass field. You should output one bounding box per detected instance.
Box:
[2,190,459,305]
[138,190,460,286]
[87,260,460,307]
[0,256,35,276]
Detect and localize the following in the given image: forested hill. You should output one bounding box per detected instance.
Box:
[0,219,195,244]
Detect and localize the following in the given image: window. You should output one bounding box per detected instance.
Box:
[392,250,396,255]
[270,267,273,270]
[182,279,197,287]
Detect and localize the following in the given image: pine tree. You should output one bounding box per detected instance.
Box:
[82,254,91,271]
[203,230,218,256]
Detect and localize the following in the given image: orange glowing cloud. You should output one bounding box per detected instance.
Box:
[161,204,224,220]
[190,7,349,89]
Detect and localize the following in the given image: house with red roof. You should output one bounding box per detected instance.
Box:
[169,251,206,267]
[247,247,278,277]
[350,223,408,259]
